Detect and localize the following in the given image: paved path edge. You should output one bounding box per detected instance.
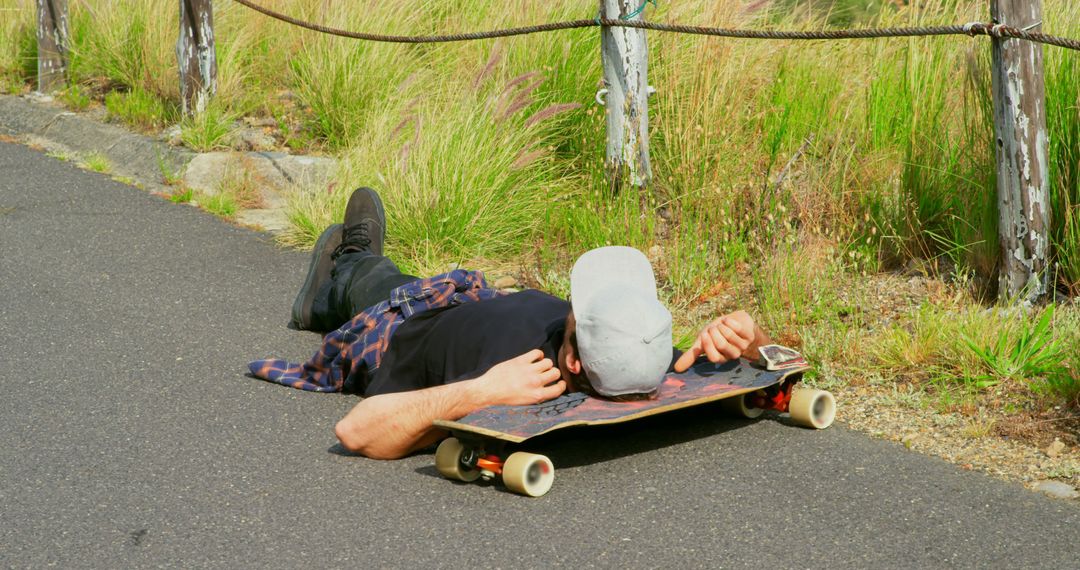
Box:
[0,94,339,234]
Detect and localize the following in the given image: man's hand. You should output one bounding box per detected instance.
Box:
[335,349,566,460]
[673,310,763,372]
[473,349,565,406]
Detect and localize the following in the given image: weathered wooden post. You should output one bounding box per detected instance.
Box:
[990,0,1050,303]
[176,0,217,116]
[600,0,652,193]
[35,0,69,93]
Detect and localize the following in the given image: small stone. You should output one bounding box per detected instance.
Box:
[25,91,55,104]
[274,155,337,187]
[1033,481,1079,500]
[163,124,183,145]
[1045,438,1065,459]
[243,116,278,128]
[493,276,518,289]
[235,127,277,151]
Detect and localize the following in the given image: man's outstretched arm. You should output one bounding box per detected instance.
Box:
[334,349,565,460]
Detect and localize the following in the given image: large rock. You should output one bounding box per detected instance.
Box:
[183,152,287,209]
[183,152,241,194]
[269,153,337,188]
[183,151,339,215]
[236,208,290,233]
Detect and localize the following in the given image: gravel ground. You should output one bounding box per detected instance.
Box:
[819,272,1080,498]
[838,383,1080,493]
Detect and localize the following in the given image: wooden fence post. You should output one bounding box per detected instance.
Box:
[176,0,217,116]
[35,0,69,93]
[990,0,1050,303]
[600,0,652,193]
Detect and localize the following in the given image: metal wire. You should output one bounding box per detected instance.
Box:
[229,0,1080,51]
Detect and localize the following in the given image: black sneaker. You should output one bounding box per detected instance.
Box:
[333,187,386,259]
[290,223,343,330]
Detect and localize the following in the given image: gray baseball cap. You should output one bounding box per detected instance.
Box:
[570,246,673,397]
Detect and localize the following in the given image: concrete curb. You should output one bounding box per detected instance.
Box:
[0,94,338,234]
[0,95,193,192]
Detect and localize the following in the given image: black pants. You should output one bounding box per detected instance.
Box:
[309,251,418,331]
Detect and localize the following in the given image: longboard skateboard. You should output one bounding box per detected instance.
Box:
[432,345,835,496]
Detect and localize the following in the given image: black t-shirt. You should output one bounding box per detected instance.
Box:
[359,290,570,397]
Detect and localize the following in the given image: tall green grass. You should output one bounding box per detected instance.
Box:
[2,1,1077,287]
[1047,43,1080,293]
[0,0,35,92]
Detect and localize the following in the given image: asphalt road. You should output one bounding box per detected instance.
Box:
[1,140,1077,568]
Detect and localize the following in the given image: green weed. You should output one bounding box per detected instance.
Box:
[215,158,263,209]
[180,105,235,152]
[169,187,194,204]
[81,152,111,173]
[961,305,1065,388]
[59,84,92,111]
[879,383,931,410]
[199,192,238,218]
[868,300,1072,401]
[105,87,177,130]
[46,150,73,162]
[188,157,262,219]
[752,239,846,345]
[156,152,182,186]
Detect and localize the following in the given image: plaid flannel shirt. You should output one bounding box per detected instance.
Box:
[249,269,505,393]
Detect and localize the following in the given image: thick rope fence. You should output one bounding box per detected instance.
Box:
[229,0,1080,51]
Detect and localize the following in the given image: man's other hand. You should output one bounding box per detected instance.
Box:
[673,310,758,372]
[475,349,566,406]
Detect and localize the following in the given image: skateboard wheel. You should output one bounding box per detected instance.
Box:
[721,392,765,419]
[435,437,481,482]
[502,452,555,497]
[788,388,836,429]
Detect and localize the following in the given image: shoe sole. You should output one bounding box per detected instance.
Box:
[290,223,343,330]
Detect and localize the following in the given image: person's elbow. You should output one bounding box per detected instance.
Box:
[334,418,407,460]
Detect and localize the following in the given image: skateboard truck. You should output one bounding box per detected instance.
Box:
[747,380,795,413]
[436,438,556,497]
[475,455,503,479]
[730,377,835,429]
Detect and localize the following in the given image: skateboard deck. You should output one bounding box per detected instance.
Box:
[432,345,834,497]
[435,349,809,443]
